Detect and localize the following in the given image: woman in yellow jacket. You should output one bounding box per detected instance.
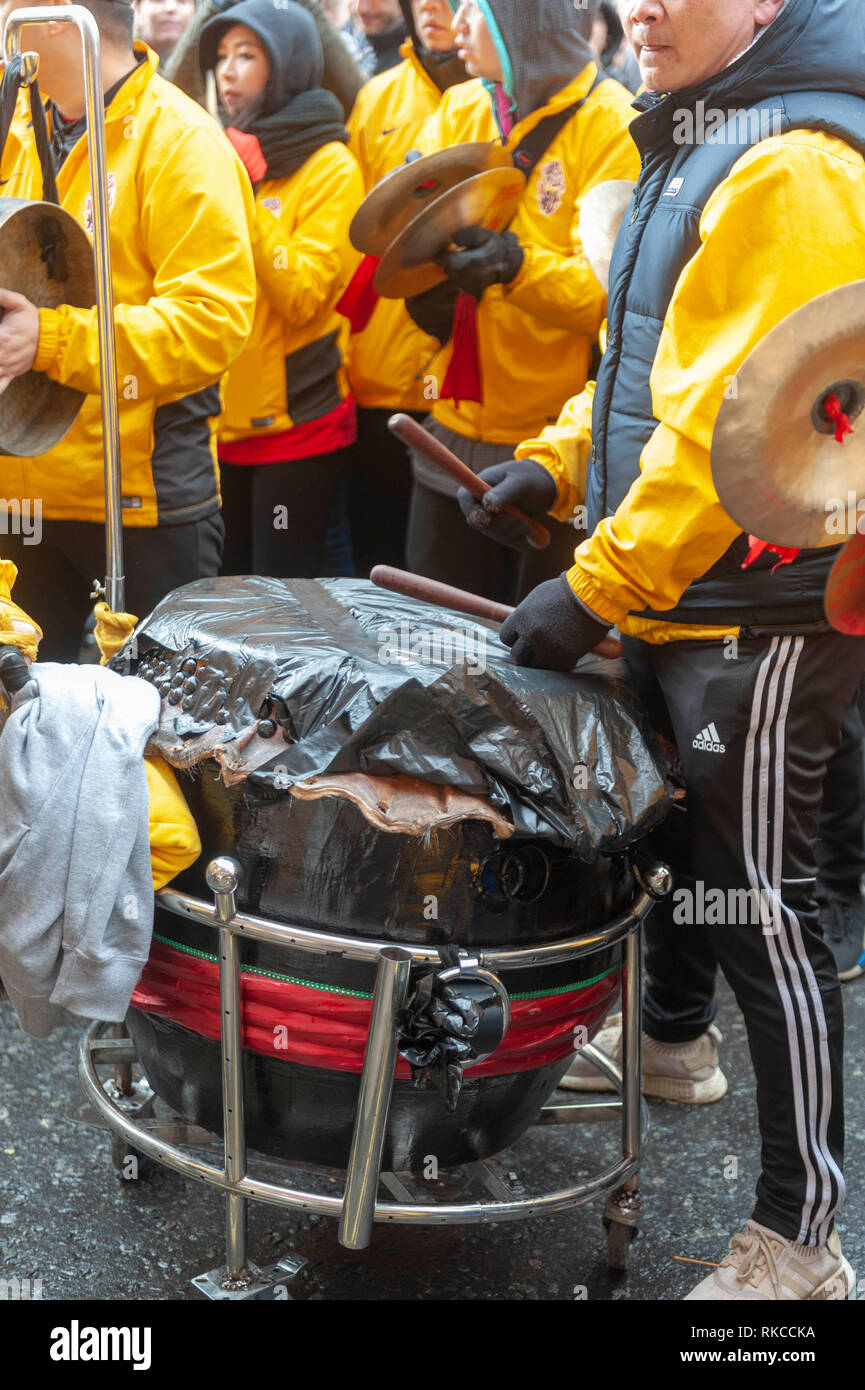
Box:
[199,0,364,577]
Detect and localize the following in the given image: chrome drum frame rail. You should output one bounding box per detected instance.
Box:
[79,863,666,1297]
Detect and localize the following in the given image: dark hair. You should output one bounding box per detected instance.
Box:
[78,0,136,47]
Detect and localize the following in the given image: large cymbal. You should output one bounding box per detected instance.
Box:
[350,142,514,258]
[0,199,96,458]
[578,179,635,293]
[374,167,527,301]
[711,280,865,550]
[825,532,865,635]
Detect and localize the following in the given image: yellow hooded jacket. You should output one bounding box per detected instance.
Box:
[216,140,364,446]
[346,40,450,413]
[0,46,256,528]
[515,131,865,644]
[414,63,639,445]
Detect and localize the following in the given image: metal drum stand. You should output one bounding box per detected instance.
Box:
[77,858,671,1299]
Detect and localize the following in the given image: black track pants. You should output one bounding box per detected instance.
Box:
[624,629,865,1245]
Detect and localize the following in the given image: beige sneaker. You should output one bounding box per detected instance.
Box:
[559,1013,728,1103]
[685,1221,855,1300]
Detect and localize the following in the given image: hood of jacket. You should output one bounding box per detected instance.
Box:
[475,0,594,122]
[199,0,324,114]
[398,0,466,91]
[632,0,865,149]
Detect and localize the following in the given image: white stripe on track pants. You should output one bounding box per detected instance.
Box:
[624,628,865,1246]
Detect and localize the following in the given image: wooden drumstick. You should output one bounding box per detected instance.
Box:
[370,566,623,661]
[388,412,552,550]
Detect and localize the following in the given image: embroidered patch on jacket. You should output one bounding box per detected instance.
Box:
[261,196,282,215]
[84,173,116,233]
[537,159,566,217]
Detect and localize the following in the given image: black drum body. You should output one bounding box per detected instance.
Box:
[130,780,630,1171]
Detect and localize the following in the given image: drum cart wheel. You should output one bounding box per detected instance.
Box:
[76,857,670,1298]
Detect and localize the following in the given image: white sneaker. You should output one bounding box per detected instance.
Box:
[559,1013,728,1103]
[685,1220,855,1300]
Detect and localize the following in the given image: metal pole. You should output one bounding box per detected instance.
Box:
[622,925,642,1160]
[339,947,412,1251]
[206,859,249,1287]
[4,7,125,613]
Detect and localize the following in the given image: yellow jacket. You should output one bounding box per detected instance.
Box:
[218,141,364,445]
[0,46,256,527]
[0,559,42,661]
[346,41,449,413]
[415,64,639,445]
[517,131,865,643]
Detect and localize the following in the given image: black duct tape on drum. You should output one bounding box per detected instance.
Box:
[114,576,675,859]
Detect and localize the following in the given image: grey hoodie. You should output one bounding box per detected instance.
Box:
[0,665,160,1037]
[478,0,595,122]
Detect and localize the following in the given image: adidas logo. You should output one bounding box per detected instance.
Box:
[693,722,726,753]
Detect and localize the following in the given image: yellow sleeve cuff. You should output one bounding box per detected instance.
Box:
[0,560,18,602]
[33,308,60,373]
[565,564,630,626]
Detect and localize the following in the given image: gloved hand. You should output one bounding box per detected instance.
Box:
[436,226,524,298]
[499,574,612,671]
[406,278,461,342]
[458,458,558,550]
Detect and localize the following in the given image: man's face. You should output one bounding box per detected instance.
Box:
[1,0,76,97]
[453,0,502,83]
[411,0,456,54]
[619,0,785,92]
[134,0,196,59]
[350,0,403,36]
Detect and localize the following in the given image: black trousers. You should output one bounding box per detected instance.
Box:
[817,691,865,892]
[219,449,352,579]
[347,408,417,579]
[406,479,583,608]
[625,629,865,1244]
[2,514,224,662]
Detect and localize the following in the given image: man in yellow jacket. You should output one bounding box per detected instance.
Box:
[465,0,865,1300]
[0,0,255,660]
[345,0,466,575]
[401,0,638,605]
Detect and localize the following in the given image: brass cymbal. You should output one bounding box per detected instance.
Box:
[711,280,865,550]
[0,198,96,458]
[825,532,865,635]
[374,166,527,301]
[350,142,514,258]
[578,179,635,293]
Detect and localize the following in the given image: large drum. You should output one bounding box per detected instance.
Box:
[120,577,673,1171]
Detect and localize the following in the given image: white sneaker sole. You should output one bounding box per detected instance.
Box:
[558,1054,728,1104]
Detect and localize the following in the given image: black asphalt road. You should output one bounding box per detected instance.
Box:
[1,973,863,1305]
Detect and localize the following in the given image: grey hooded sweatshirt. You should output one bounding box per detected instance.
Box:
[477,0,595,125]
[0,665,160,1036]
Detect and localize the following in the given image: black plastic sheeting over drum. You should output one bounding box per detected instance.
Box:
[119,575,675,857]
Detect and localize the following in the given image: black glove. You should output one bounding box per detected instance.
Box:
[457,458,558,550]
[499,574,611,671]
[436,226,524,298]
[406,279,461,342]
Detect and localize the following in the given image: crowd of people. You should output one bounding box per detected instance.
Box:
[0,0,864,1303]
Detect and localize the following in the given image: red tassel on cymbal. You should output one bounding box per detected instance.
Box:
[441,292,484,406]
[336,254,382,334]
[823,392,854,444]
